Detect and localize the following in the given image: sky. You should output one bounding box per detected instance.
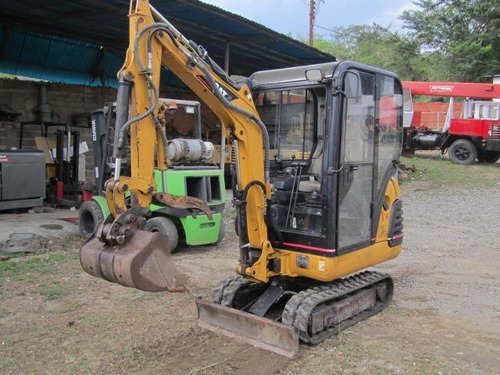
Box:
[201,0,419,38]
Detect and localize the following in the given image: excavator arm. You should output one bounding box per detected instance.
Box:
[142,3,274,261]
[80,0,277,293]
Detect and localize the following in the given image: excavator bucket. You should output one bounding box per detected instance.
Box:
[196,299,299,358]
[80,229,187,292]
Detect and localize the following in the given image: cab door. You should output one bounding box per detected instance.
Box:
[337,70,376,252]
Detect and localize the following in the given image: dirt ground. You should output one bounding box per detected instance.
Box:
[1,168,499,374]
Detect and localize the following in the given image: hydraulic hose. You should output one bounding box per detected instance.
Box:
[115,24,171,158]
[195,61,271,183]
[113,73,131,159]
[129,20,271,182]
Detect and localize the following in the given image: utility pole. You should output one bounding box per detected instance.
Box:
[308,0,315,46]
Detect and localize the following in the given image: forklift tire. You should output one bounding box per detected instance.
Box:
[144,217,179,252]
[79,200,104,240]
[449,139,477,165]
[234,215,239,237]
[477,152,500,164]
[215,222,225,244]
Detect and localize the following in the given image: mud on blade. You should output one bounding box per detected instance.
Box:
[80,229,187,292]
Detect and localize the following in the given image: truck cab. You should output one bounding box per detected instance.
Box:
[402,81,500,164]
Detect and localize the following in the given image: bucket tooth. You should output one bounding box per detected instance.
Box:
[80,229,186,292]
[196,299,299,358]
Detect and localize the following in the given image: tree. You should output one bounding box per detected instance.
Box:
[311,25,429,81]
[400,0,500,81]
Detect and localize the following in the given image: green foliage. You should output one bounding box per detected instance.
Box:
[309,0,499,82]
[400,154,500,190]
[311,24,430,81]
[400,0,500,81]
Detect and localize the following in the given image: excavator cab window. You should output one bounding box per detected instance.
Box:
[337,70,403,253]
[376,76,403,197]
[337,70,376,251]
[254,89,317,164]
[256,87,327,240]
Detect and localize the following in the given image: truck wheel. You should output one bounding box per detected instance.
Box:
[79,200,104,240]
[145,217,179,252]
[477,152,500,164]
[449,139,477,165]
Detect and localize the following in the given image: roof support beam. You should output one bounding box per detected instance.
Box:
[224,42,230,74]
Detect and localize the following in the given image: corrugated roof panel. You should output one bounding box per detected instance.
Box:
[0,0,334,86]
[0,27,121,86]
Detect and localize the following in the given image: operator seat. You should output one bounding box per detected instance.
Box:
[298,136,323,193]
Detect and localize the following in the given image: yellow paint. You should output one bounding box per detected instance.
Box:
[246,177,402,283]
[108,0,403,289]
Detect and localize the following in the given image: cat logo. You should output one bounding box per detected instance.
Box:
[214,82,237,102]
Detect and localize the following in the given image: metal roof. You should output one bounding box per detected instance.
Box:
[0,0,334,87]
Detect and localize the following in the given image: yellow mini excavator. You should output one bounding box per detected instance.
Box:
[80,0,404,357]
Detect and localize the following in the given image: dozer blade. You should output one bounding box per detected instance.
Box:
[80,229,187,292]
[196,299,299,358]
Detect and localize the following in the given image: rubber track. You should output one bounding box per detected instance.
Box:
[211,275,250,306]
[282,271,393,345]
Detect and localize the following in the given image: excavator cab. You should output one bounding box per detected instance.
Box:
[244,63,403,262]
[200,64,404,356]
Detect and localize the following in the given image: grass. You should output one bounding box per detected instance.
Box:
[290,335,468,375]
[407,354,462,375]
[132,290,163,302]
[0,358,16,371]
[400,152,500,190]
[0,306,9,318]
[34,280,70,300]
[0,252,77,283]
[0,251,77,302]
[222,204,236,233]
[222,205,236,220]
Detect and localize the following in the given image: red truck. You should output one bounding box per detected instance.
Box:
[403,81,500,164]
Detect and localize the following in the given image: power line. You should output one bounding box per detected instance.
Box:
[314,24,337,33]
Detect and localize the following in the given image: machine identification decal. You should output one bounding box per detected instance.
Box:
[318,259,326,272]
[0,155,9,162]
[296,254,309,269]
[429,85,454,94]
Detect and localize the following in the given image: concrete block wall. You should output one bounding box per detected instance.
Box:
[0,80,222,187]
[0,79,116,185]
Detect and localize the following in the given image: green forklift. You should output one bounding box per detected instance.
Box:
[79,98,226,251]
